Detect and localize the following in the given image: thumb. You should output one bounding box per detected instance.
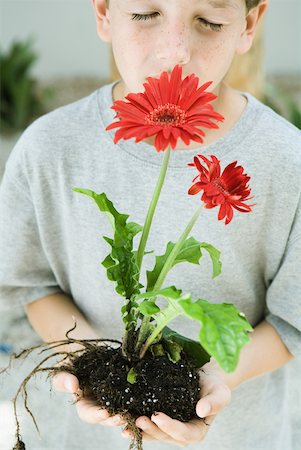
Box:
[52,371,80,393]
[196,384,231,418]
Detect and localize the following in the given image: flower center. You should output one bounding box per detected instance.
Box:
[146,103,186,127]
[213,178,230,196]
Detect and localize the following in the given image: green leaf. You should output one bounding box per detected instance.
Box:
[135,285,183,302]
[137,287,189,349]
[146,238,221,291]
[137,286,252,372]
[73,189,143,325]
[179,298,253,372]
[73,188,130,230]
[162,339,182,363]
[199,242,222,278]
[139,301,160,316]
[146,238,202,291]
[162,327,210,367]
[127,367,136,384]
[150,343,165,358]
[121,299,139,330]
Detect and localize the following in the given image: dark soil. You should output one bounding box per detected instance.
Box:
[7,337,201,450]
[62,344,201,422]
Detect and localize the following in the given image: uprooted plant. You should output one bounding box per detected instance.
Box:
[2,65,254,450]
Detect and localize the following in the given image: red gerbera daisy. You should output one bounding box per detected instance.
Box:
[106,65,224,152]
[188,154,254,225]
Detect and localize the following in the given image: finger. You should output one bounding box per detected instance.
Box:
[122,429,187,447]
[150,412,207,444]
[124,415,215,444]
[75,399,110,424]
[52,372,80,393]
[101,415,127,427]
[140,431,188,447]
[135,416,171,441]
[140,432,188,447]
[196,383,231,418]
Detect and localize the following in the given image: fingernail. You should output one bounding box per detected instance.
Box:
[113,415,123,425]
[98,409,109,420]
[151,412,160,422]
[64,378,74,392]
[198,403,211,418]
[122,430,131,439]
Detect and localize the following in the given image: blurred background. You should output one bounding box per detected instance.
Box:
[0,0,301,448]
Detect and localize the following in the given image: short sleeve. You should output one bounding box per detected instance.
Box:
[265,197,301,357]
[0,140,62,312]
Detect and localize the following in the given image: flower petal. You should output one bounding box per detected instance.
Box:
[106,66,223,151]
[188,182,204,195]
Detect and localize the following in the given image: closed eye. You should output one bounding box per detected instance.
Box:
[131,13,223,32]
[198,18,223,32]
[131,12,160,21]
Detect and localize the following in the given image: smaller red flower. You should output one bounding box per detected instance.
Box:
[188,154,254,225]
[106,65,224,152]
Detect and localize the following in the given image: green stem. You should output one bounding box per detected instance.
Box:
[153,204,203,290]
[137,204,203,358]
[136,147,171,274]
[140,325,165,359]
[140,303,183,359]
[133,317,152,354]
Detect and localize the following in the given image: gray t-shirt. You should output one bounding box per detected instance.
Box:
[0,82,301,450]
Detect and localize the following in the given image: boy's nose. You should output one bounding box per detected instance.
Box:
[155,23,191,67]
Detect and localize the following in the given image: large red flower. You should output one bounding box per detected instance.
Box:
[188,154,254,225]
[106,65,224,152]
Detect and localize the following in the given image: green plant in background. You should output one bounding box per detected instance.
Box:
[0,37,53,135]
[264,83,301,130]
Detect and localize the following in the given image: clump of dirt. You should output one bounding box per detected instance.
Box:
[4,334,201,450]
[64,345,200,422]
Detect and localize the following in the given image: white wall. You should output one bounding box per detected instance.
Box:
[0,0,110,80]
[0,0,300,80]
[264,0,301,75]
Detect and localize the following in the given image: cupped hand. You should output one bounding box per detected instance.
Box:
[122,358,231,447]
[52,371,126,427]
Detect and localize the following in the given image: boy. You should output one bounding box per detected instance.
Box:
[0,0,300,449]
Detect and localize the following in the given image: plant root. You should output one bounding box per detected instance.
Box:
[2,322,199,450]
[0,328,124,450]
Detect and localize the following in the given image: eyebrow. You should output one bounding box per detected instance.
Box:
[205,0,239,9]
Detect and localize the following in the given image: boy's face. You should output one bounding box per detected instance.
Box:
[98,0,259,97]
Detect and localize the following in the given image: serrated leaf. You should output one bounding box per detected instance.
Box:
[121,298,138,329]
[73,189,142,303]
[73,188,129,230]
[146,237,221,291]
[179,298,253,372]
